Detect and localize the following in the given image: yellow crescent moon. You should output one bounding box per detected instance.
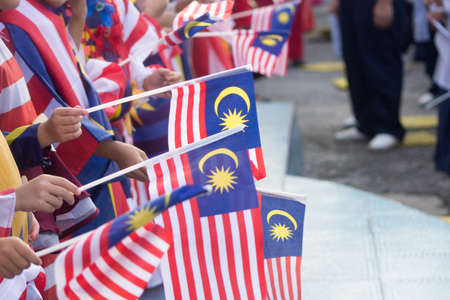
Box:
[198,148,239,174]
[260,34,284,47]
[267,209,298,230]
[214,87,250,117]
[184,21,212,39]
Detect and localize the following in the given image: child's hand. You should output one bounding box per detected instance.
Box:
[143,68,182,98]
[15,175,79,212]
[0,237,41,279]
[37,106,88,148]
[95,140,149,182]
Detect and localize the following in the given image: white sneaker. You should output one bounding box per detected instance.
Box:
[417,92,434,106]
[335,127,367,141]
[342,116,357,128]
[368,134,399,151]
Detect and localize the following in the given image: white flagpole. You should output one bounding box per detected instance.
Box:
[193,31,235,38]
[229,0,301,20]
[77,125,245,193]
[86,65,252,114]
[425,91,450,110]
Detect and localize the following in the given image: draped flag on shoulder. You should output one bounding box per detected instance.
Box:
[169,68,266,179]
[146,128,268,299]
[260,191,306,300]
[232,30,289,77]
[251,1,299,76]
[173,0,234,29]
[50,185,207,299]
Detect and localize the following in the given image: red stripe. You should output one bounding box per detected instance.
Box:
[124,14,149,58]
[267,259,277,300]
[110,181,129,216]
[198,82,207,138]
[174,200,198,298]
[188,196,213,299]
[154,163,166,196]
[276,258,286,300]
[222,214,241,299]
[99,223,111,255]
[237,211,255,299]
[26,75,53,115]
[76,272,108,299]
[174,88,183,148]
[206,215,227,298]
[90,260,137,298]
[0,100,37,132]
[0,227,10,238]
[186,84,195,143]
[102,246,146,288]
[167,158,179,190]
[81,231,95,270]
[63,282,82,300]
[296,257,302,297]
[63,241,77,282]
[161,210,182,299]
[263,53,271,76]
[252,201,268,299]
[0,57,24,91]
[213,3,221,17]
[286,257,294,300]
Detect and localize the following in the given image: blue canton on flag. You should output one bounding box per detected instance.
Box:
[187,131,258,217]
[271,3,299,31]
[261,193,305,258]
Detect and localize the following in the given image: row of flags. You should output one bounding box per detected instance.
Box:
[15,1,307,299]
[39,66,306,299]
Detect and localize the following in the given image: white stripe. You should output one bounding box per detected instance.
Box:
[71,235,85,281]
[168,88,178,151]
[122,2,139,41]
[157,216,176,300]
[229,213,248,299]
[95,257,142,296]
[264,260,275,300]
[291,257,299,300]
[146,164,159,200]
[66,276,94,300]
[182,201,206,299]
[160,160,174,194]
[14,53,33,82]
[215,215,234,300]
[81,268,126,300]
[192,83,201,142]
[244,210,262,299]
[19,1,90,109]
[217,1,227,19]
[116,0,126,25]
[271,258,282,300]
[173,155,187,186]
[43,98,63,119]
[267,55,277,77]
[179,86,189,147]
[200,217,220,299]
[89,224,104,266]
[0,78,30,114]
[138,227,171,251]
[0,192,14,229]
[260,51,270,75]
[280,257,290,299]
[196,5,208,17]
[168,204,190,299]
[248,148,257,168]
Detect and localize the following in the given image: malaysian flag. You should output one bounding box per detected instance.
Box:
[146,129,267,299]
[173,0,234,29]
[260,191,306,300]
[52,185,207,299]
[168,69,266,180]
[251,1,299,76]
[232,30,289,77]
[162,13,221,48]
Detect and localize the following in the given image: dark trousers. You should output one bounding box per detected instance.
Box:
[435,93,450,175]
[339,0,406,140]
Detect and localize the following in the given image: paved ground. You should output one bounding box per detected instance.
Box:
[254,6,450,216]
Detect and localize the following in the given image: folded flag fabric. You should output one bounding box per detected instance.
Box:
[51,185,207,299]
[260,192,306,300]
[168,69,266,179]
[173,0,234,29]
[232,30,290,77]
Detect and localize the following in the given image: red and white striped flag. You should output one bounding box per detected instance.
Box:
[167,71,266,180]
[53,223,171,299]
[146,150,268,299]
[173,0,234,29]
[232,29,289,77]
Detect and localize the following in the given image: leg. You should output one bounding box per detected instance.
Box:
[435,97,450,174]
